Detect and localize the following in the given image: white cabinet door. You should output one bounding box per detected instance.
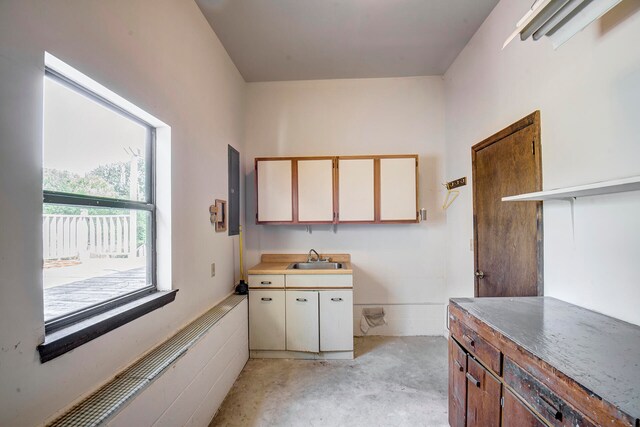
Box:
[249,290,286,350]
[380,157,417,221]
[320,291,354,351]
[257,159,293,222]
[338,158,374,222]
[297,159,334,222]
[286,291,319,352]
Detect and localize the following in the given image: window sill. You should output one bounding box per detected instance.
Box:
[38,290,178,363]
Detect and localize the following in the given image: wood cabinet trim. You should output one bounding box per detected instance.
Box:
[256,155,419,225]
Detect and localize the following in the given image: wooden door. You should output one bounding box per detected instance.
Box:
[249,290,286,350]
[297,159,335,222]
[256,159,293,223]
[449,339,467,427]
[472,111,543,297]
[286,291,319,352]
[319,290,353,351]
[502,389,546,427]
[337,158,375,222]
[380,156,418,221]
[466,357,501,427]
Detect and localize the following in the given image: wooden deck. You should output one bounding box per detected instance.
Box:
[44,267,147,320]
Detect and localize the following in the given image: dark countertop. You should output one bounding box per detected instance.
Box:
[450,296,640,422]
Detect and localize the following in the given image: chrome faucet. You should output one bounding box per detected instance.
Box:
[307,249,321,263]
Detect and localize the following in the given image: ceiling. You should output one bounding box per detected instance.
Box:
[196,0,499,82]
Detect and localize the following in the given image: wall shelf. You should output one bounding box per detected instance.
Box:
[502,176,640,202]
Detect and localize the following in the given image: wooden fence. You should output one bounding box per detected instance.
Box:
[43,213,143,261]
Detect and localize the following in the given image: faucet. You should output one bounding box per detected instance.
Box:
[307,249,321,263]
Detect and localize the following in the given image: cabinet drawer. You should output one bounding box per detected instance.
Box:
[450,315,501,375]
[504,358,596,427]
[248,274,285,288]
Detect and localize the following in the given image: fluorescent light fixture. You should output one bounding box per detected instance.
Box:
[503,0,623,49]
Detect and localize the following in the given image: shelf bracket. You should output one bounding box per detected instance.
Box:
[561,197,577,241]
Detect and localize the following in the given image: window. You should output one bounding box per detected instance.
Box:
[42,68,157,332]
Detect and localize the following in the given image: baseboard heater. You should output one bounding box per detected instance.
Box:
[46,294,247,427]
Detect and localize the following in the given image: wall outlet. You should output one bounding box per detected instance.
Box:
[211,262,216,277]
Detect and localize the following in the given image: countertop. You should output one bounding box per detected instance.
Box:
[450,297,640,423]
[247,253,353,275]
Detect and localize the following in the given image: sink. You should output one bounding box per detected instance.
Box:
[287,262,344,270]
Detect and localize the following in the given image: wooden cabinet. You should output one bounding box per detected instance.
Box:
[448,339,467,427]
[297,159,335,222]
[285,290,319,352]
[502,389,546,427]
[319,290,353,351]
[337,158,375,222]
[249,290,285,350]
[255,155,418,224]
[448,298,639,427]
[380,157,418,221]
[466,357,502,427]
[256,159,293,222]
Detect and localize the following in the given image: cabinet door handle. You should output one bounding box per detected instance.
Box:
[454,359,464,372]
[466,372,480,388]
[331,297,343,302]
[463,334,475,347]
[539,395,563,421]
[261,297,272,302]
[260,281,272,285]
[296,298,308,302]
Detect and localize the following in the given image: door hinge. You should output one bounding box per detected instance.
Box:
[532,140,535,155]
[500,396,504,407]
[255,213,258,222]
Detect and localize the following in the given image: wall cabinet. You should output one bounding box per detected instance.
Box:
[297,159,335,222]
[337,158,375,222]
[256,159,293,222]
[255,155,418,224]
[379,157,418,221]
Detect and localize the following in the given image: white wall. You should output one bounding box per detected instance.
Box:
[244,77,447,336]
[0,1,247,426]
[444,0,640,325]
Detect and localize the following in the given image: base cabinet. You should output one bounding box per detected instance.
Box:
[319,291,354,351]
[448,339,467,427]
[502,389,546,427]
[285,291,320,352]
[249,290,285,350]
[466,357,502,427]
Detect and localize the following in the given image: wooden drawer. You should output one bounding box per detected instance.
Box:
[504,357,596,427]
[450,314,501,375]
[248,274,285,288]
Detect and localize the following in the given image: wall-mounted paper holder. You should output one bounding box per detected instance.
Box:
[210,199,227,232]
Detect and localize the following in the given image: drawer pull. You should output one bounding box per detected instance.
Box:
[463,334,475,347]
[331,297,343,302]
[261,297,272,301]
[466,372,480,388]
[296,298,308,302]
[454,359,464,372]
[539,395,563,421]
[260,281,272,285]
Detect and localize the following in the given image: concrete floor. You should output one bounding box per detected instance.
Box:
[210,336,449,427]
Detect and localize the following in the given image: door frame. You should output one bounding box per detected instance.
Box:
[471,111,543,297]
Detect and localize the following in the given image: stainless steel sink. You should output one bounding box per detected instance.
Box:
[287,262,344,270]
